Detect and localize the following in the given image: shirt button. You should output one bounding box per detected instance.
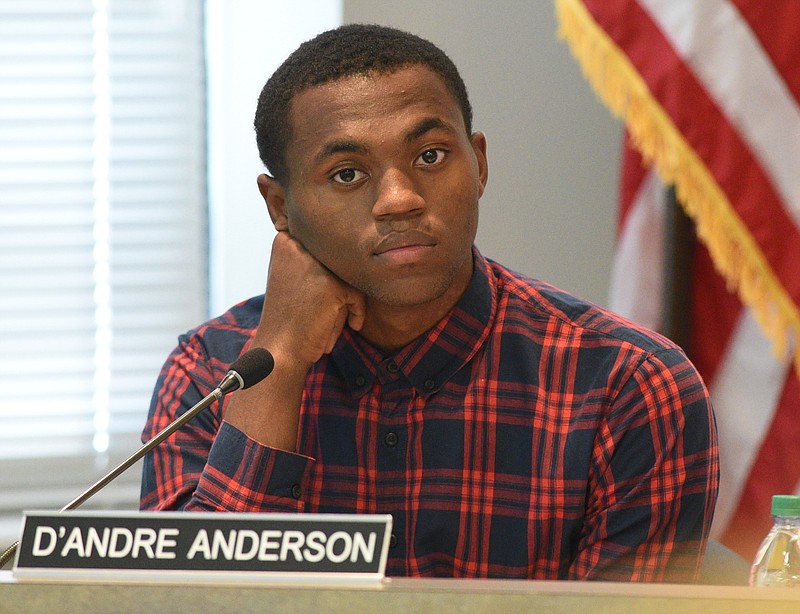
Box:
[387,361,399,373]
[355,374,366,386]
[389,534,398,548]
[291,484,302,499]
[423,379,435,391]
[384,431,399,447]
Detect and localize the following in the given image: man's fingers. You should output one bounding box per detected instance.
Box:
[325,306,349,354]
[345,288,366,331]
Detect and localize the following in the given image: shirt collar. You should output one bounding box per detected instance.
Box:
[330,248,496,399]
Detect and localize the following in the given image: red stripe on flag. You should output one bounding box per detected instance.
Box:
[690,246,743,383]
[730,0,800,105]
[720,372,800,558]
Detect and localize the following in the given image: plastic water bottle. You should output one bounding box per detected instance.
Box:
[750,494,800,587]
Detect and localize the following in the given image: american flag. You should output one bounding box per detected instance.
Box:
[556,0,800,560]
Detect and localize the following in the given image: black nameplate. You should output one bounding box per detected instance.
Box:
[13,511,392,582]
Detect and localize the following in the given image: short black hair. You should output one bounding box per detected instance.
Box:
[254,23,473,184]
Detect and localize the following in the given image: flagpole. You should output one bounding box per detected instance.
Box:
[661,186,695,354]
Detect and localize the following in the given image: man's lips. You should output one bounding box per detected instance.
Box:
[372,231,438,266]
[373,230,437,256]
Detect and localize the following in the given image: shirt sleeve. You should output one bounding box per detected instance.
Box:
[139,334,312,513]
[569,347,720,582]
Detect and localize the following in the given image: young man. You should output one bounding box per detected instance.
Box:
[141,24,718,581]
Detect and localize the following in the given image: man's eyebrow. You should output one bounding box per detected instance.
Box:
[315,139,368,165]
[405,117,455,142]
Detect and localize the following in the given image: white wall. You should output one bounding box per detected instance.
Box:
[208,1,622,312]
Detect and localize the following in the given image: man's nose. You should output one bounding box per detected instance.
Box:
[372,168,425,219]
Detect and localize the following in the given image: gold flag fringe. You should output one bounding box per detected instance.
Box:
[555,0,800,371]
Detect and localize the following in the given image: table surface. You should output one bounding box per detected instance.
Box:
[3,570,800,614]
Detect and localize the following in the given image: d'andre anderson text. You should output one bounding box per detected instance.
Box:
[29,524,379,564]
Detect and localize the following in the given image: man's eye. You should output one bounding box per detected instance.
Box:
[417,149,446,165]
[332,168,365,184]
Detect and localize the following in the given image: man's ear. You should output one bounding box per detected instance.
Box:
[257,173,289,231]
[470,131,489,198]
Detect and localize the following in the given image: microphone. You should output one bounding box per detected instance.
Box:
[0,347,275,568]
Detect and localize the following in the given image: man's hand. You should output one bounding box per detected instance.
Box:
[222,231,365,452]
[257,230,366,367]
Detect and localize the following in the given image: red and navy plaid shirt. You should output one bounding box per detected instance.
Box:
[141,250,719,581]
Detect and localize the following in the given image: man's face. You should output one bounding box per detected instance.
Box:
[275,65,488,312]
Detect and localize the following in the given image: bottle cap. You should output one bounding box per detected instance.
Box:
[771,494,800,516]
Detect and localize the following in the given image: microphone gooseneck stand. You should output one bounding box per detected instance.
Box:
[0,347,274,569]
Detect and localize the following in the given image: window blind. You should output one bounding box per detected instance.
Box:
[0,0,207,538]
